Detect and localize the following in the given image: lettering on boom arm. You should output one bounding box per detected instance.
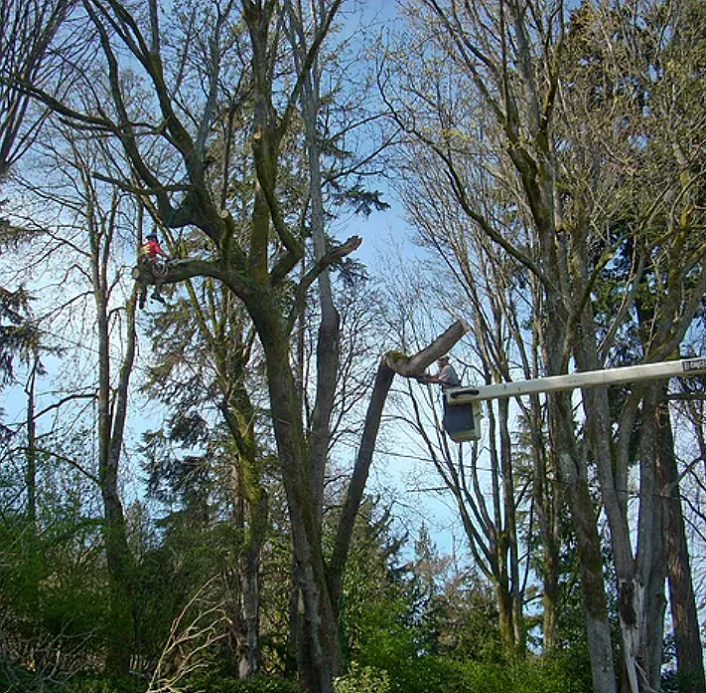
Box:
[682,358,706,372]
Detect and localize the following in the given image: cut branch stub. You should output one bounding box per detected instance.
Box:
[318,235,362,269]
[383,319,470,377]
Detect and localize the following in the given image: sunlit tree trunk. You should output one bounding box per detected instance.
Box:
[545,340,617,693]
[635,384,667,692]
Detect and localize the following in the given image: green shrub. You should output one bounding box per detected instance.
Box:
[436,654,593,693]
[334,663,390,693]
[57,674,146,693]
[181,673,298,693]
[343,652,593,693]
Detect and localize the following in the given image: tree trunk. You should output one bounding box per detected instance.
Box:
[287,34,341,680]
[485,397,520,653]
[657,397,706,693]
[94,242,138,677]
[541,528,560,651]
[579,365,644,693]
[100,484,134,676]
[570,239,663,693]
[328,321,469,612]
[238,533,263,678]
[248,291,339,693]
[238,454,268,679]
[23,358,43,671]
[97,316,136,677]
[635,384,667,692]
[550,388,617,693]
[289,1,340,530]
[531,394,561,652]
[24,361,38,527]
[229,450,267,680]
[498,397,524,651]
[220,391,267,678]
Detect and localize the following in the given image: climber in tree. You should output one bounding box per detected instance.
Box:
[137,233,170,308]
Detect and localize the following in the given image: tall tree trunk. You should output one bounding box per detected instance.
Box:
[298,28,341,678]
[285,3,344,679]
[220,385,268,678]
[544,225,618,692]
[238,513,265,678]
[249,291,339,693]
[636,384,667,692]
[23,358,42,671]
[484,396,521,652]
[227,445,267,680]
[570,220,666,693]
[530,394,561,652]
[657,397,706,693]
[100,480,134,676]
[294,14,339,528]
[92,207,139,677]
[24,360,38,527]
[541,234,617,686]
[551,391,617,693]
[577,347,644,693]
[498,397,524,651]
[96,291,137,676]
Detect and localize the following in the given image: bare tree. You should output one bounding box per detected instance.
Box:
[377,235,535,653]
[383,2,706,692]
[0,0,80,179]
[9,120,145,675]
[394,139,564,652]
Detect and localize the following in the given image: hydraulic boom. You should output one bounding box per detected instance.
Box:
[443,356,706,443]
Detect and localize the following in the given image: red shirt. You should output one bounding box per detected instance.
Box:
[140,239,162,258]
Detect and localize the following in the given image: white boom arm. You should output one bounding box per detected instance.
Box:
[447,357,706,405]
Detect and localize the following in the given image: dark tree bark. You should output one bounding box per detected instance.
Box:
[85,177,139,676]
[657,398,706,693]
[219,392,268,679]
[95,259,139,677]
[95,286,138,676]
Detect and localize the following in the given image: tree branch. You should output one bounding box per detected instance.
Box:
[284,235,363,330]
[327,318,470,607]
